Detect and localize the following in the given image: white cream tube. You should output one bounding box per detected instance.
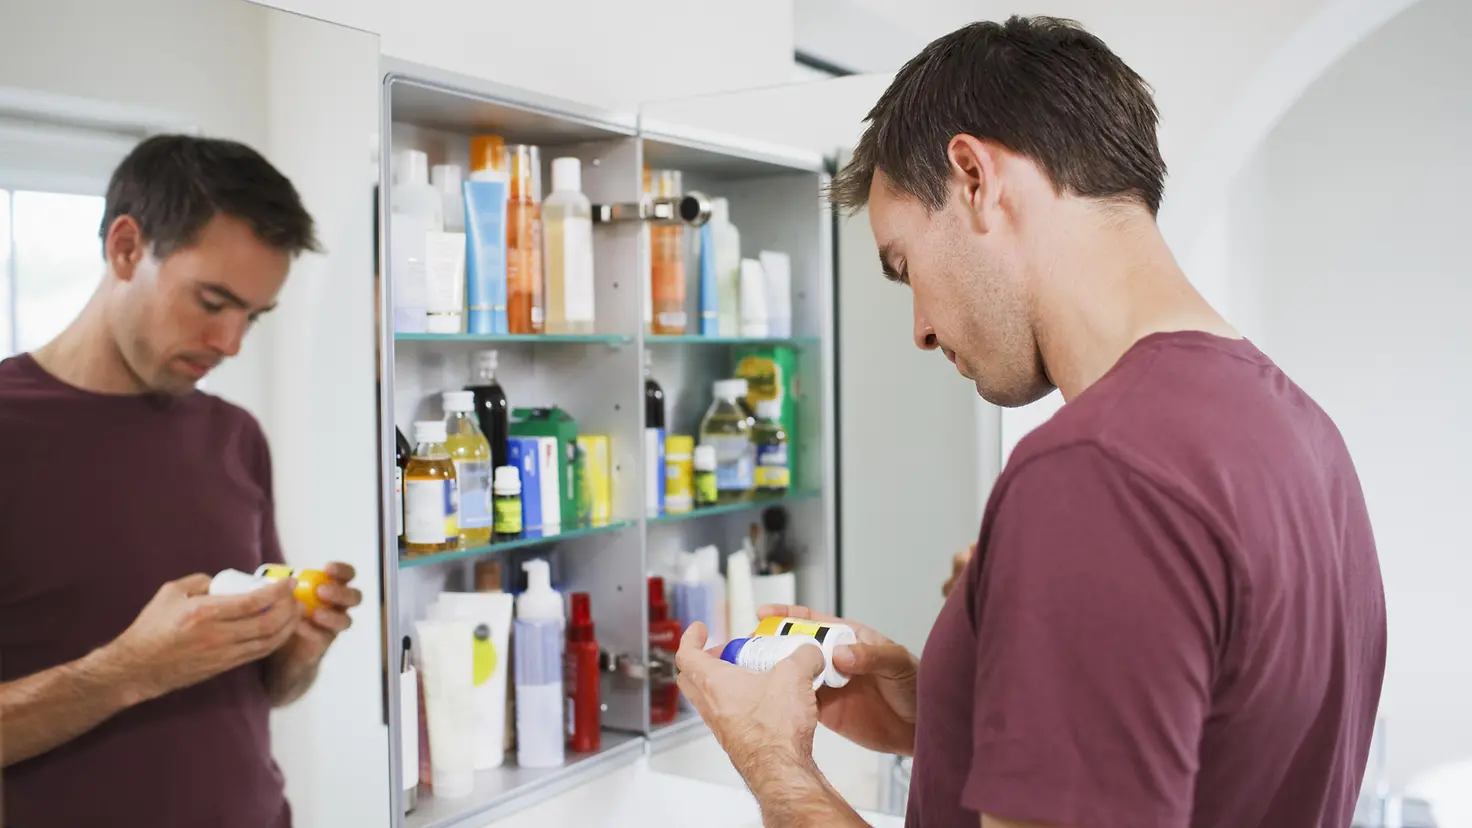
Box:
[416,619,475,799]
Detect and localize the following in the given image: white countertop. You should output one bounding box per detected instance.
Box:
[480,727,905,828]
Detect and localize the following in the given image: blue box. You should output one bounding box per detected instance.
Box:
[507,436,544,535]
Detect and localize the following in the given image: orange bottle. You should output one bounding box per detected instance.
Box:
[506,144,545,334]
[648,167,687,335]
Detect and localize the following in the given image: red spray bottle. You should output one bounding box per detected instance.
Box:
[647,576,683,724]
[565,592,601,752]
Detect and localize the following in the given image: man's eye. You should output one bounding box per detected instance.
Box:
[199,299,225,314]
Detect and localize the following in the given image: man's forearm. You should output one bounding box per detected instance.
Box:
[0,646,140,767]
[262,648,319,707]
[741,749,871,828]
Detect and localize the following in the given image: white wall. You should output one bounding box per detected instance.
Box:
[255,0,797,112]
[1218,0,1471,796]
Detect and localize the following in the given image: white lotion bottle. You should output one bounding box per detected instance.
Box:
[391,149,444,334]
[708,198,742,337]
[758,250,792,338]
[542,157,596,334]
[514,559,565,768]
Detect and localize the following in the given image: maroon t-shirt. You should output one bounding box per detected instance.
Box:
[910,332,1385,827]
[0,354,290,827]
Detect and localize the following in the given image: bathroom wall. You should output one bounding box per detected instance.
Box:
[1214,0,1471,792]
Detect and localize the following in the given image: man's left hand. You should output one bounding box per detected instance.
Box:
[275,562,362,670]
[675,621,826,777]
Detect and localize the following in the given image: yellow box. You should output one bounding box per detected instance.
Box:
[576,435,612,525]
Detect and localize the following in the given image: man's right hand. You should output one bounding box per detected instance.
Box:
[755,604,919,757]
[103,574,303,703]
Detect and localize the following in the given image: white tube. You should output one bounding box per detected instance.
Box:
[400,668,419,806]
[425,230,467,334]
[415,619,475,799]
[726,549,758,639]
[435,592,514,770]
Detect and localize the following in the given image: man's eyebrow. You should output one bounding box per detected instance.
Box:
[201,283,276,315]
[877,244,901,282]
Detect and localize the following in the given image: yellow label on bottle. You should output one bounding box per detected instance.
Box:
[695,472,718,506]
[755,466,790,489]
[494,496,523,535]
[753,617,837,642]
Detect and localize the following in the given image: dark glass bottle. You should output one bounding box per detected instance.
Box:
[467,349,510,474]
[644,352,665,430]
[395,426,411,548]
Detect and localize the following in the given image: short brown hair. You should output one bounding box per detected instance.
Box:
[101,134,320,258]
[829,16,1166,216]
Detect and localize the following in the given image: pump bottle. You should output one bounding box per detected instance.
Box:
[565,592,601,752]
[514,559,565,768]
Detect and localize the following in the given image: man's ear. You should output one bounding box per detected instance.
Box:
[946,135,1004,233]
[104,215,145,282]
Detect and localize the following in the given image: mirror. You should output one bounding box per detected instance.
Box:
[0,1,385,825]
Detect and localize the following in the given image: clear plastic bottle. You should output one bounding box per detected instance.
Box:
[752,398,789,497]
[404,420,459,555]
[506,144,545,334]
[648,168,687,335]
[699,379,754,504]
[707,198,742,338]
[543,157,595,334]
[442,391,493,547]
[390,149,445,334]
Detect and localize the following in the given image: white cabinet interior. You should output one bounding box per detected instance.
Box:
[377,60,837,828]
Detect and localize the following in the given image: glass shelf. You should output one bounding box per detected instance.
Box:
[398,519,635,568]
[406,730,645,828]
[645,335,819,347]
[647,490,818,526]
[395,332,633,345]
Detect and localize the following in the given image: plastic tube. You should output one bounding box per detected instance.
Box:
[415,619,475,799]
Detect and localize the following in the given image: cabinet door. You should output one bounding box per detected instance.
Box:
[640,77,999,655]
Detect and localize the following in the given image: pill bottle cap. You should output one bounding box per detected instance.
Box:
[693,444,716,471]
[713,379,748,401]
[666,434,694,456]
[413,420,447,445]
[442,390,475,413]
[493,465,521,495]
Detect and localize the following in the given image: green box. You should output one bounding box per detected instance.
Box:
[733,346,800,490]
[510,407,580,526]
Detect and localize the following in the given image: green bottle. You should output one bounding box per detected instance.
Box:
[752,399,789,496]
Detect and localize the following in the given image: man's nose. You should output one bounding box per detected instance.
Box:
[913,303,938,351]
[207,315,248,358]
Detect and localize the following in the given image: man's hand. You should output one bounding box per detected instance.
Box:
[676,620,873,828]
[943,543,975,598]
[103,573,303,703]
[758,604,919,757]
[264,562,362,706]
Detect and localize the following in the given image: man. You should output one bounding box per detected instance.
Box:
[0,135,363,827]
[675,16,1385,828]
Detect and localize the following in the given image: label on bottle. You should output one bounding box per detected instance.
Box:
[455,460,493,530]
[755,443,790,490]
[405,477,459,544]
[394,466,404,537]
[562,216,596,323]
[665,457,693,514]
[709,435,754,492]
[494,495,523,535]
[695,471,718,505]
[531,305,545,326]
[645,428,666,517]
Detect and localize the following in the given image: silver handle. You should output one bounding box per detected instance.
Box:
[591,192,712,226]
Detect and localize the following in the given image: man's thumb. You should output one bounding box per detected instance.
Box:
[782,639,827,687]
[832,642,914,679]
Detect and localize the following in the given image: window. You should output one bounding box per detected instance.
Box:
[0,105,149,359]
[1,189,107,357]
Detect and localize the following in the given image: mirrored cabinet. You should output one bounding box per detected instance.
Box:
[376,59,838,827]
